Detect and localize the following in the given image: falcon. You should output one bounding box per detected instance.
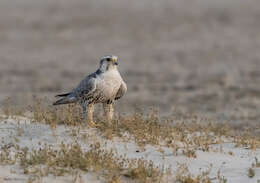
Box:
[53,55,127,126]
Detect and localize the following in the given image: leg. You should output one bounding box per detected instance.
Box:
[103,102,114,124]
[87,103,97,127]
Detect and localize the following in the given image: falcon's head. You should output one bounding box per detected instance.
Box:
[99,55,119,72]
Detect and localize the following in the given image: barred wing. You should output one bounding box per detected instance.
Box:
[74,74,97,99]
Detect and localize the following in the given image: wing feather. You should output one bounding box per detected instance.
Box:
[73,74,97,98]
[115,81,127,100]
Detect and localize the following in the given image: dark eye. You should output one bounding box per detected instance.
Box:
[106,58,111,61]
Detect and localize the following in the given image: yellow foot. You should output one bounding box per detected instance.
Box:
[88,121,99,127]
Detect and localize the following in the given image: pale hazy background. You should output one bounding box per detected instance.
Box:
[1,0,260,123]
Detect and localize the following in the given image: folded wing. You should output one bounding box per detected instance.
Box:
[53,74,97,105]
[115,81,127,100]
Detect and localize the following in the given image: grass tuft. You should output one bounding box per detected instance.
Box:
[17,142,163,182]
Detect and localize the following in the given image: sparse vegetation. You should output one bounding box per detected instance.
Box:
[1,98,260,182]
[26,98,260,151]
[175,163,212,183]
[0,146,16,165]
[255,157,260,167]
[0,140,164,183]
[248,168,255,178]
[3,97,260,153]
[1,0,260,182]
[217,170,227,183]
[19,143,122,175]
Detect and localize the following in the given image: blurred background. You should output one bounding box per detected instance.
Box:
[1,0,260,123]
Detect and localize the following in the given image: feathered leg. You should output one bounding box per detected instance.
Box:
[103,102,114,124]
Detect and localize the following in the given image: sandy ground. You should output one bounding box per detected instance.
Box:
[0,116,259,183]
[1,0,260,182]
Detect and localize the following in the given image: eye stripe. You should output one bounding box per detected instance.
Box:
[101,55,118,62]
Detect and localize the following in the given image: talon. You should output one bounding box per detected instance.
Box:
[88,121,99,127]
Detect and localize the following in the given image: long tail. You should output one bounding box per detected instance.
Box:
[53,96,77,105]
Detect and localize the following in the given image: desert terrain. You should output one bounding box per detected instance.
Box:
[0,0,260,182]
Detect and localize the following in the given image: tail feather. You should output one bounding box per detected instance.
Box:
[55,92,71,97]
[53,96,77,105]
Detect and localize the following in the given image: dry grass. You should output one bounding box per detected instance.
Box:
[174,164,228,183]
[255,157,260,168]
[0,146,17,165]
[0,142,164,183]
[19,143,125,175]
[248,157,260,179]
[174,163,212,183]
[3,97,260,152]
[248,168,255,178]
[1,97,260,182]
[1,0,260,182]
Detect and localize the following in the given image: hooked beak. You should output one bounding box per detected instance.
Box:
[112,56,118,65]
